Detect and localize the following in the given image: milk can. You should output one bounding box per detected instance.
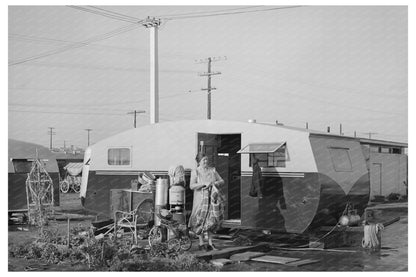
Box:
[155,178,169,227]
[155,178,168,207]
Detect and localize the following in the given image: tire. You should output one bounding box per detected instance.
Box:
[148,226,163,247]
[180,235,192,251]
[60,180,69,193]
[73,181,81,193]
[167,238,181,252]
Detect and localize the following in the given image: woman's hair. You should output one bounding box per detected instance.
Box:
[195,152,208,165]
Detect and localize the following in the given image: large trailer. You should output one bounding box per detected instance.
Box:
[80,120,407,233]
[8,139,60,212]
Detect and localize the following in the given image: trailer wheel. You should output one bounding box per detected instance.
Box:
[60,180,69,193]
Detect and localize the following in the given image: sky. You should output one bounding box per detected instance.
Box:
[8,5,408,148]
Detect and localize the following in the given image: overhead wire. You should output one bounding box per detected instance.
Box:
[9,24,140,66]
[9,33,143,53]
[8,109,127,116]
[86,5,142,21]
[152,5,265,17]
[224,73,406,116]
[9,91,193,108]
[67,5,141,23]
[160,5,303,20]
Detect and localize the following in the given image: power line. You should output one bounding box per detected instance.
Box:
[225,74,407,116]
[161,5,303,20]
[87,6,142,21]
[9,33,143,53]
[11,60,195,74]
[67,5,141,23]
[9,24,140,66]
[153,5,265,18]
[9,91,192,108]
[9,109,127,116]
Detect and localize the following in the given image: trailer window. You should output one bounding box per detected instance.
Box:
[329,147,352,172]
[108,148,130,165]
[12,159,33,173]
[250,144,287,168]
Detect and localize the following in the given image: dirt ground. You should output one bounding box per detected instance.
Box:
[8,193,408,271]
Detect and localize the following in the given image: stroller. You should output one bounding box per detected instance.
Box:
[60,162,83,193]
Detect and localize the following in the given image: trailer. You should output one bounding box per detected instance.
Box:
[80,120,406,233]
[8,139,60,213]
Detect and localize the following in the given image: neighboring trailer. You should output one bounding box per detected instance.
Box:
[360,138,408,199]
[8,139,60,211]
[81,120,377,234]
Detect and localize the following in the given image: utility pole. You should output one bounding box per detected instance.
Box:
[339,123,343,135]
[47,127,56,150]
[127,110,146,128]
[197,56,226,119]
[85,129,92,146]
[306,122,309,129]
[362,132,378,139]
[354,131,357,138]
[143,17,161,124]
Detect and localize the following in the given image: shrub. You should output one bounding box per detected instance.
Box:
[387,193,401,201]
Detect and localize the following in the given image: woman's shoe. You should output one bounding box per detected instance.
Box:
[206,244,219,251]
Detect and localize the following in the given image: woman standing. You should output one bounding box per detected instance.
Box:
[188,153,225,251]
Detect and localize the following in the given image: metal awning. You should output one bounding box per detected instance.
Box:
[64,162,83,176]
[237,142,286,154]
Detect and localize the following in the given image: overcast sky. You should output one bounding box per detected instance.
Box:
[8,5,408,148]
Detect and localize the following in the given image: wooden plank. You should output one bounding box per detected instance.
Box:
[210,259,234,267]
[270,246,358,253]
[251,255,300,264]
[230,251,265,262]
[195,243,269,261]
[285,259,320,267]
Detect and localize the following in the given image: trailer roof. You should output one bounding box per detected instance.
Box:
[8,139,59,173]
[256,122,407,147]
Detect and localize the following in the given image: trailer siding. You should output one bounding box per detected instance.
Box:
[240,173,320,233]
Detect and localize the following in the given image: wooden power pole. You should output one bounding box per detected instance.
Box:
[197,56,225,119]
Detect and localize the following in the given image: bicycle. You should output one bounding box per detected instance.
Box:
[148,210,192,252]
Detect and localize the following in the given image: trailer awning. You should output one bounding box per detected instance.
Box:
[237,142,286,154]
[64,162,83,176]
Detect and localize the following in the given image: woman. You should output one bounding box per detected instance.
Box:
[188,153,225,251]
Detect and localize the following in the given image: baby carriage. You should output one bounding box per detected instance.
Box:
[60,162,83,193]
[148,209,192,252]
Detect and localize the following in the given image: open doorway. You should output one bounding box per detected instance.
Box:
[197,133,241,220]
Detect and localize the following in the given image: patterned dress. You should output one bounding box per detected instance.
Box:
[188,167,225,234]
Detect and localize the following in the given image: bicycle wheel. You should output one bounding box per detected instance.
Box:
[60,180,69,193]
[167,238,181,252]
[180,235,192,251]
[148,226,163,247]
